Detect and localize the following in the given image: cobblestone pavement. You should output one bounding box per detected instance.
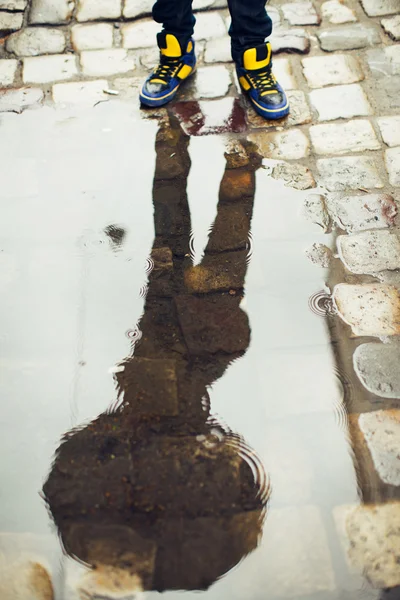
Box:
[1,0,400,599]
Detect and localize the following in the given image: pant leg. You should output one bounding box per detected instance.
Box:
[152,0,196,45]
[227,0,273,64]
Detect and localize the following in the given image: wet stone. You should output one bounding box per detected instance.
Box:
[317,156,383,191]
[361,0,399,17]
[29,0,74,24]
[310,120,380,155]
[378,116,400,147]
[224,139,251,168]
[337,230,400,274]
[249,129,310,160]
[193,12,227,41]
[317,24,381,51]
[321,0,357,24]
[272,58,297,90]
[80,49,135,77]
[52,80,108,105]
[71,23,114,51]
[0,86,44,112]
[173,98,246,136]
[219,168,253,201]
[272,162,316,190]
[281,2,320,26]
[23,54,78,84]
[0,59,18,86]
[6,28,66,57]
[302,54,364,88]
[360,410,400,486]
[270,28,311,54]
[302,194,331,232]
[310,84,372,122]
[123,0,153,19]
[190,65,231,99]
[0,0,27,8]
[367,46,400,78]
[354,343,400,399]
[381,15,400,41]
[247,90,311,129]
[76,0,121,22]
[385,147,400,186]
[333,283,400,336]
[203,36,231,63]
[122,19,162,49]
[325,193,397,232]
[112,76,142,99]
[305,243,333,267]
[0,11,23,30]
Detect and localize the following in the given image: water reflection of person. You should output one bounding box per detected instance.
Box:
[43,113,268,597]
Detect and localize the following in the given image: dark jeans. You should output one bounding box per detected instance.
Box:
[152,0,273,64]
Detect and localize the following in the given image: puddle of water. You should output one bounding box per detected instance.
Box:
[0,101,386,600]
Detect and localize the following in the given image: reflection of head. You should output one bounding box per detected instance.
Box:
[43,119,268,593]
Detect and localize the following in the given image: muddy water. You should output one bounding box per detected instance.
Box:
[0,102,382,599]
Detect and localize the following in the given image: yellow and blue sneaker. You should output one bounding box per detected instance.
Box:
[140,32,196,108]
[237,42,290,120]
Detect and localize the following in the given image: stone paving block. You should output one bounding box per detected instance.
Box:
[305,242,333,267]
[309,120,380,155]
[386,44,400,73]
[309,84,372,121]
[0,59,18,86]
[272,162,316,190]
[281,2,320,25]
[52,79,109,104]
[204,36,231,63]
[138,46,159,70]
[122,19,161,49]
[173,97,246,136]
[337,230,400,274]
[302,194,331,232]
[318,156,383,191]
[247,90,311,129]
[29,0,73,24]
[367,46,400,77]
[318,24,381,51]
[361,0,399,17]
[80,49,135,77]
[0,0,27,8]
[0,86,44,112]
[23,54,78,84]
[385,147,400,186]
[112,76,142,98]
[359,410,400,485]
[0,11,23,30]
[302,54,363,88]
[354,343,400,398]
[123,0,153,19]
[273,58,297,90]
[378,116,400,147]
[190,65,231,99]
[321,0,357,24]
[270,28,311,54]
[333,283,400,336]
[325,193,397,232]
[381,15,400,41]
[249,129,310,160]
[334,503,400,588]
[76,0,121,22]
[71,23,114,51]
[6,28,66,57]
[193,11,227,40]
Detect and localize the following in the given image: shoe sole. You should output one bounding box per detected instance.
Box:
[140,66,196,108]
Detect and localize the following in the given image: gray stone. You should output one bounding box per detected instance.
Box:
[122,19,161,49]
[204,36,231,63]
[361,0,399,17]
[6,28,66,57]
[0,10,23,30]
[53,80,109,106]
[366,47,400,111]
[76,0,121,21]
[381,15,400,41]
[190,65,231,99]
[23,54,78,84]
[123,0,152,19]
[305,243,333,267]
[359,410,400,485]
[138,46,159,70]
[0,59,18,86]
[249,129,310,160]
[193,11,227,40]
[337,230,400,274]
[333,283,400,336]
[273,58,297,90]
[354,343,400,398]
[247,90,311,129]
[385,147,400,187]
[302,194,331,232]
[112,76,143,98]
[0,86,44,112]
[80,49,135,77]
[270,28,311,54]
[318,24,381,51]
[302,54,364,88]
[29,0,74,24]
[321,0,357,24]
[317,156,383,191]
[309,120,380,155]
[367,46,400,78]
[378,116,400,147]
[325,193,397,232]
[309,84,372,121]
[272,162,316,190]
[281,2,320,25]
[0,0,27,9]
[71,23,114,51]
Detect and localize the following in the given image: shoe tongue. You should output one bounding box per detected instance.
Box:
[157,32,183,58]
[243,43,271,71]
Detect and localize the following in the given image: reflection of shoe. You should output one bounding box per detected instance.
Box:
[236,42,290,120]
[140,32,196,108]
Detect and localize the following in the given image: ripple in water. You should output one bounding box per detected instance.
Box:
[139,284,148,299]
[308,290,336,317]
[189,231,196,262]
[246,232,254,265]
[145,257,154,275]
[125,327,142,345]
[333,367,354,432]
